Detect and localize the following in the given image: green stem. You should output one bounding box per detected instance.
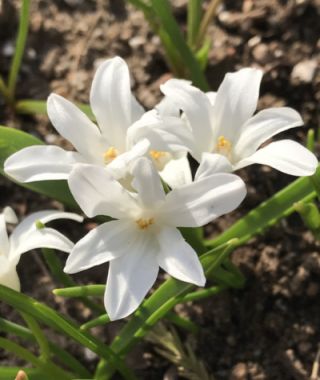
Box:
[205,175,317,247]
[0,75,9,101]
[80,314,110,331]
[0,317,91,378]
[151,0,209,90]
[176,284,226,303]
[0,367,43,380]
[8,0,31,103]
[20,312,51,361]
[187,0,203,48]
[0,338,72,380]
[0,285,137,380]
[42,248,105,314]
[196,0,222,49]
[165,312,199,334]
[53,284,106,298]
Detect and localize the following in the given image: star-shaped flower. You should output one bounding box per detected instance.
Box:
[161,68,317,176]
[64,158,246,320]
[0,207,83,291]
[5,57,190,183]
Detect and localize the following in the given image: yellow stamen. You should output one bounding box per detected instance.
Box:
[136,218,154,230]
[149,150,167,161]
[216,135,232,155]
[103,147,118,163]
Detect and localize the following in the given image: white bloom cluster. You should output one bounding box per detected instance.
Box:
[4,57,317,320]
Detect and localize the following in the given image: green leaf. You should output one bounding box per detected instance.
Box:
[205,173,318,247]
[8,0,31,103]
[0,126,77,208]
[151,0,209,90]
[15,99,94,120]
[0,285,137,380]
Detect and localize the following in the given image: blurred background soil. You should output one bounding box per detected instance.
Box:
[0,0,320,379]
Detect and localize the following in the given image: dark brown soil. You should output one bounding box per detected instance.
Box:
[1,0,320,379]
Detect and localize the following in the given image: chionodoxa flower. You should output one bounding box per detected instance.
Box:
[0,207,83,291]
[4,57,191,184]
[64,158,246,320]
[161,68,317,176]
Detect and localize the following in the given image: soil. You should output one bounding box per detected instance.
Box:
[1,0,320,379]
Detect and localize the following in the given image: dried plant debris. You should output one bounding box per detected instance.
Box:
[147,322,215,380]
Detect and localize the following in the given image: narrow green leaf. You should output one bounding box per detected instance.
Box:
[0,285,137,380]
[187,0,203,48]
[0,126,77,208]
[0,317,91,378]
[15,99,94,120]
[0,338,72,380]
[0,367,43,380]
[151,0,209,90]
[8,0,31,103]
[205,174,317,247]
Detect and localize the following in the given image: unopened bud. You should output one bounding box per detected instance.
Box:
[15,370,29,380]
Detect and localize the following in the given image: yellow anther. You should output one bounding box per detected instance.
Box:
[103,147,118,163]
[136,218,154,230]
[149,150,167,161]
[216,136,232,157]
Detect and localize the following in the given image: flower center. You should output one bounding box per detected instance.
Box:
[216,136,232,157]
[103,147,118,164]
[135,217,154,230]
[149,150,171,171]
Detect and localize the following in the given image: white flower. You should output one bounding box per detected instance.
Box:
[64,158,246,320]
[0,207,83,291]
[4,57,190,183]
[161,68,318,176]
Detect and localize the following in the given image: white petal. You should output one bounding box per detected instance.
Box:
[212,68,263,142]
[90,57,144,151]
[131,157,165,208]
[206,91,217,106]
[68,164,139,218]
[105,235,159,320]
[0,215,9,257]
[3,207,18,224]
[155,95,182,117]
[10,228,75,258]
[0,257,20,291]
[127,111,194,154]
[235,139,318,176]
[47,94,106,162]
[9,210,83,258]
[195,153,232,181]
[161,79,213,158]
[4,145,84,182]
[106,139,150,180]
[233,107,303,159]
[160,155,192,188]
[159,173,246,227]
[157,227,205,286]
[64,220,138,274]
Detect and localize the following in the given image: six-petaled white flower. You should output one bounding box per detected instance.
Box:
[4,57,190,184]
[161,68,318,176]
[64,158,246,320]
[0,207,83,291]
